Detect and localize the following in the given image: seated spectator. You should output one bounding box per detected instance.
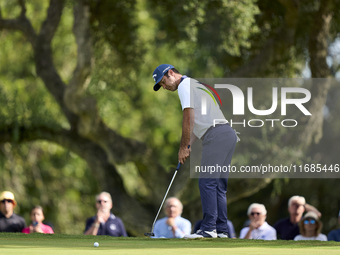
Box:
[84,192,127,236]
[22,206,54,234]
[294,211,327,241]
[0,191,26,232]
[193,218,236,238]
[328,210,340,242]
[274,195,321,240]
[153,197,191,238]
[240,203,276,240]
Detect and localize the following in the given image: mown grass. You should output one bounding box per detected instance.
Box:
[0,233,339,255]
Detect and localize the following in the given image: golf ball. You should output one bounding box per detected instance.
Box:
[94,242,99,247]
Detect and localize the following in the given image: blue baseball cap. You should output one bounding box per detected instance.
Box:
[152,64,174,91]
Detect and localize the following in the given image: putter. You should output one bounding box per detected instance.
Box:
[144,162,181,237]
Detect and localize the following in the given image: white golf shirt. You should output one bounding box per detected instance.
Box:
[177,77,227,139]
[240,221,277,240]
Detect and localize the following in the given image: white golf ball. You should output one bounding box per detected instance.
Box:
[94,242,99,247]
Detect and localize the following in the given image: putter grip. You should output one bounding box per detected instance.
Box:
[177,145,190,170]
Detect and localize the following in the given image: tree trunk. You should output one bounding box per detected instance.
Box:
[298,0,334,148]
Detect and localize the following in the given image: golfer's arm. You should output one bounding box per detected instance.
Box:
[180,108,194,149]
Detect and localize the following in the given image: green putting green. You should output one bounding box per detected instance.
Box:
[1,233,339,255]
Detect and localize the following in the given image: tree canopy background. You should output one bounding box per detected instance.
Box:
[0,0,339,236]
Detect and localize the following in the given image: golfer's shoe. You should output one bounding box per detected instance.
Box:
[217,232,229,238]
[184,229,217,239]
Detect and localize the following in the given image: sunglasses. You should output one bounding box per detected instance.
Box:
[1,199,13,204]
[291,203,304,207]
[304,219,316,224]
[251,212,261,216]
[97,200,108,204]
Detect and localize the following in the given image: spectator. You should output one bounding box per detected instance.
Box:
[328,210,340,242]
[153,197,191,238]
[294,211,327,241]
[240,203,276,240]
[0,191,26,232]
[22,206,54,234]
[274,195,321,240]
[84,192,127,236]
[193,219,236,238]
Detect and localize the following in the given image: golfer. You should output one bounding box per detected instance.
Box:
[152,64,237,238]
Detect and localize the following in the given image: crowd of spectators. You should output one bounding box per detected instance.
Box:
[1,190,340,242]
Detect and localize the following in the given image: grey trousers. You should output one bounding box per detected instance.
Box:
[198,124,237,233]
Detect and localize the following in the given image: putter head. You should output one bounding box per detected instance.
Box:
[144,232,155,237]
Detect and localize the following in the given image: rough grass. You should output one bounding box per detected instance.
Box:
[0,233,339,255]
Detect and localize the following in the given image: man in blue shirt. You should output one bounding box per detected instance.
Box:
[84,192,127,237]
[274,195,321,240]
[328,210,340,242]
[153,197,191,238]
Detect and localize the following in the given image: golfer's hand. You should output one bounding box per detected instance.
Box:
[178,146,191,164]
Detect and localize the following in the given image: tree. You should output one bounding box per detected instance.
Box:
[0,0,153,235]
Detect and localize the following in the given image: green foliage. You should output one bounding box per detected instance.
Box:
[149,0,259,56]
[147,0,260,76]
[90,0,143,67]
[0,141,99,234]
[0,1,71,130]
[0,1,95,234]
[0,76,68,131]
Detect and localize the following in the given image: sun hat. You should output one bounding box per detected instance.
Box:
[0,191,17,207]
[303,211,319,220]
